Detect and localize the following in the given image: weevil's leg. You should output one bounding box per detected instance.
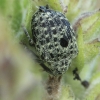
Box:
[40,63,54,75]
[21,42,53,74]
[73,68,89,88]
[72,8,100,32]
[22,26,34,46]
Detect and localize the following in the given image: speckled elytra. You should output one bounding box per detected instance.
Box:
[24,5,78,76]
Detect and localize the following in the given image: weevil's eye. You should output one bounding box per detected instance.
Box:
[60,38,68,47]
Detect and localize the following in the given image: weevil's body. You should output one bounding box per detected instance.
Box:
[31,6,78,75]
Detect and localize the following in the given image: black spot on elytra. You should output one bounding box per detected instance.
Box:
[60,38,68,47]
[36,44,40,48]
[50,53,54,58]
[57,54,61,57]
[32,36,36,43]
[41,23,46,27]
[59,28,62,31]
[54,38,57,42]
[49,45,53,49]
[46,38,50,43]
[34,22,37,26]
[44,30,48,35]
[49,20,54,26]
[55,18,61,25]
[40,17,43,21]
[70,51,73,54]
[34,29,39,35]
[61,19,66,25]
[40,40,45,45]
[69,45,73,49]
[52,29,57,34]
[41,53,45,59]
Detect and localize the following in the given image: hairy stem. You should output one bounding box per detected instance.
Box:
[45,76,62,100]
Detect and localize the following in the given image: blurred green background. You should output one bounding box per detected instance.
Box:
[0,0,100,100]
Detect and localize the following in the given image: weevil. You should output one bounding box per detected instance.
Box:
[24,5,78,76]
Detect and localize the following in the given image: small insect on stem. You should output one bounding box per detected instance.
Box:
[73,68,89,88]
